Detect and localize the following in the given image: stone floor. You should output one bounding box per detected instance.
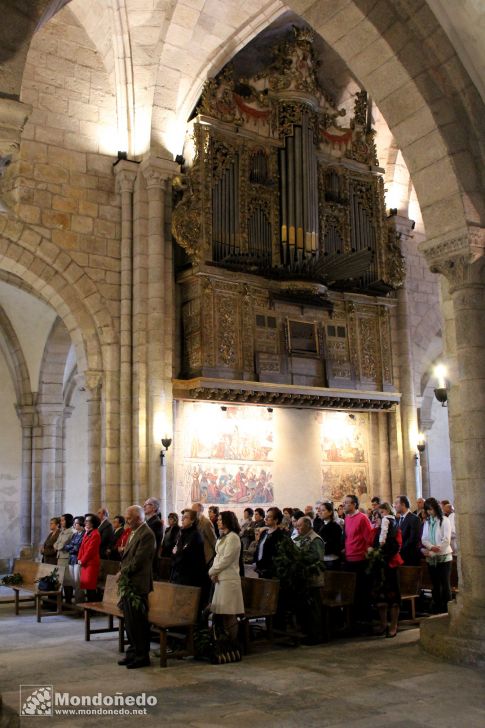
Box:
[1,591,485,728]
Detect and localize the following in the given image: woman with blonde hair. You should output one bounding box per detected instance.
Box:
[209,510,244,645]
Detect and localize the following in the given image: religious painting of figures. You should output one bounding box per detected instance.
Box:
[321,465,369,504]
[184,463,274,505]
[183,402,274,461]
[318,411,368,463]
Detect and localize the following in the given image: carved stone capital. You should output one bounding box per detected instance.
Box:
[114,160,138,194]
[82,370,103,393]
[15,403,38,428]
[140,155,178,189]
[0,98,32,156]
[36,404,64,427]
[419,226,485,292]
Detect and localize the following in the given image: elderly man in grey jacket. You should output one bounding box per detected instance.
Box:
[117,505,155,669]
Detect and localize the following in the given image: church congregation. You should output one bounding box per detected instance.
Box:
[27,492,456,668]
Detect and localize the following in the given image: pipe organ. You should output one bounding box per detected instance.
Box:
[172,26,404,408]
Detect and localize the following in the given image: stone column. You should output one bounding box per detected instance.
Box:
[419,414,434,500]
[37,405,64,529]
[420,227,485,665]
[15,404,37,554]
[114,160,138,511]
[389,214,420,498]
[83,370,102,511]
[140,156,177,502]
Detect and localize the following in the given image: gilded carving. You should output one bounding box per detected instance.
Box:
[378,306,392,384]
[385,217,406,289]
[327,338,352,379]
[358,317,378,381]
[217,296,238,367]
[201,281,216,368]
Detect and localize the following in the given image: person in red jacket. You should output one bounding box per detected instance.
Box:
[78,513,101,601]
[343,494,373,628]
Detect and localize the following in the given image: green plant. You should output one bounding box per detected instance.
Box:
[117,572,142,610]
[1,573,23,586]
[273,537,326,597]
[365,546,386,589]
[35,568,60,590]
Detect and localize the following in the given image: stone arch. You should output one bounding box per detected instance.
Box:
[149,0,484,243]
[37,316,72,406]
[0,303,32,407]
[0,217,118,378]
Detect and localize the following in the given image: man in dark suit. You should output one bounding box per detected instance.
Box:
[395,495,421,565]
[97,507,115,559]
[117,505,156,669]
[143,497,163,577]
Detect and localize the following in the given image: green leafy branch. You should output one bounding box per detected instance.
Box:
[273,537,326,597]
[117,572,143,610]
[1,573,23,586]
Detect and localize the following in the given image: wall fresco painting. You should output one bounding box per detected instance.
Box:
[319,412,370,501]
[179,402,275,506]
[319,411,368,463]
[184,402,273,461]
[185,463,274,504]
[321,465,369,503]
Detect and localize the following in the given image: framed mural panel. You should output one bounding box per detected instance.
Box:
[319,412,370,503]
[177,402,275,508]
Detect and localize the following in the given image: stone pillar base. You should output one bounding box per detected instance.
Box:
[420,612,485,668]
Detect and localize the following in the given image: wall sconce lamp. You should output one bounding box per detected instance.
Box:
[433,363,448,407]
[267,407,273,413]
[160,437,172,465]
[221,406,227,412]
[417,433,426,453]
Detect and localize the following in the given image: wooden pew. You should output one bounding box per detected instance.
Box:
[240,576,280,653]
[319,570,356,639]
[148,582,201,667]
[398,565,422,622]
[5,559,65,622]
[97,559,121,591]
[82,574,125,652]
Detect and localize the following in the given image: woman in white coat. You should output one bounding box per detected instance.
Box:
[421,497,453,614]
[209,510,244,641]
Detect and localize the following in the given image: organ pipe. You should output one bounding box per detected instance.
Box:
[279,116,319,266]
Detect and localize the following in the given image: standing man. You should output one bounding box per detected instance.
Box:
[343,494,373,627]
[191,502,217,566]
[295,517,325,564]
[117,505,155,669]
[97,507,114,559]
[394,495,421,565]
[143,497,163,577]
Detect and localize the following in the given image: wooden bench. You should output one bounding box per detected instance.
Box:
[6,559,65,622]
[97,559,121,591]
[319,570,356,639]
[398,565,422,622]
[240,576,280,653]
[83,574,125,652]
[148,582,201,667]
